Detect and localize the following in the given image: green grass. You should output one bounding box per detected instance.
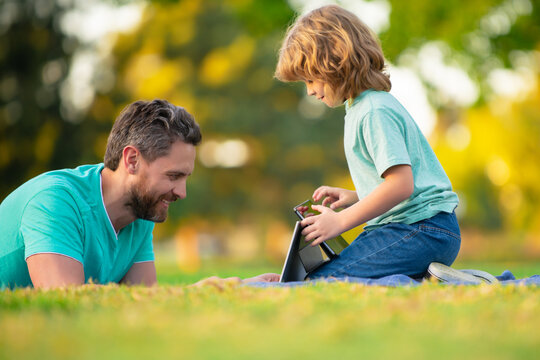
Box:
[1,258,539,360]
[154,256,540,284]
[452,259,540,279]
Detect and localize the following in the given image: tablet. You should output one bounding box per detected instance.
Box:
[293,199,350,258]
[279,221,326,282]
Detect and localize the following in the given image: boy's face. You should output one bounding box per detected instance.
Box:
[304,80,342,108]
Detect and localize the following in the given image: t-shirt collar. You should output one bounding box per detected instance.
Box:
[99,169,120,238]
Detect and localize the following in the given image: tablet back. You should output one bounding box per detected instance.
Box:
[279,222,326,282]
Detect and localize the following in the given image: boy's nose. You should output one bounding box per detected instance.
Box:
[306,85,315,96]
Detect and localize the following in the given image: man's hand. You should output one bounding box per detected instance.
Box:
[242,273,280,283]
[312,186,358,210]
[300,204,344,246]
[190,276,242,288]
[26,253,85,289]
[191,273,280,288]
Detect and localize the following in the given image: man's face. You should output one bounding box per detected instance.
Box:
[127,141,196,223]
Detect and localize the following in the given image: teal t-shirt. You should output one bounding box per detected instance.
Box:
[344,90,459,230]
[0,164,155,289]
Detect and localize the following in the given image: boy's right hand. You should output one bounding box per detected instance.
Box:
[313,186,358,210]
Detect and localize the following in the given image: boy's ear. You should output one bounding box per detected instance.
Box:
[122,146,141,174]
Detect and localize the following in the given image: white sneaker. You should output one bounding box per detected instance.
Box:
[460,269,499,284]
[426,262,483,284]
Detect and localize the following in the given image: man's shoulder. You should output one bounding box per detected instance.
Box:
[39,163,103,182]
[29,164,102,194]
[1,164,103,213]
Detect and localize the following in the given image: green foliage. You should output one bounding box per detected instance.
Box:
[385,0,540,102]
[0,0,75,195]
[383,0,502,60]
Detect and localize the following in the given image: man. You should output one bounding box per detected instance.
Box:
[0,99,278,289]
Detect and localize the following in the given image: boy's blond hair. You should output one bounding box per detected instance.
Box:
[275,5,391,101]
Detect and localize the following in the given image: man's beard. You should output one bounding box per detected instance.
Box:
[126,181,172,223]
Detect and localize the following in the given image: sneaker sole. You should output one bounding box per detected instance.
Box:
[427,262,482,284]
[461,269,499,284]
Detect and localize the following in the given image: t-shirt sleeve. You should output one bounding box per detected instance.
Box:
[132,222,155,263]
[21,188,84,263]
[362,107,412,177]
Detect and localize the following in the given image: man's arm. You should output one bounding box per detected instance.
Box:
[120,261,157,286]
[26,253,85,289]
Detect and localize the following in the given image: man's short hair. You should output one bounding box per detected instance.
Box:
[104,99,202,170]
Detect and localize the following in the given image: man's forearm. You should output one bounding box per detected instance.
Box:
[120,261,157,286]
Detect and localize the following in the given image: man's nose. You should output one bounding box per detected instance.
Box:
[173,181,187,200]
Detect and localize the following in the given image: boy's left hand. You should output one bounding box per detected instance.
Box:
[300,205,343,246]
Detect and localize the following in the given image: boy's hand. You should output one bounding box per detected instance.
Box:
[313,186,358,210]
[295,205,310,218]
[300,205,344,246]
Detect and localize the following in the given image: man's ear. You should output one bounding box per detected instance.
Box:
[122,146,141,174]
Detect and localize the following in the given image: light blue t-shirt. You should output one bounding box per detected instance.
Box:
[0,164,155,289]
[344,90,458,230]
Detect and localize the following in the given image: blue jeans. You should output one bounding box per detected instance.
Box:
[308,211,461,279]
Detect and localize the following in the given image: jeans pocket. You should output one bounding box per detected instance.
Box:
[419,224,461,241]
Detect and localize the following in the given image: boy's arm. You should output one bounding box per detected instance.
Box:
[301,164,413,246]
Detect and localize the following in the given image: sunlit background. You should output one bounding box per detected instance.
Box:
[1,0,539,273]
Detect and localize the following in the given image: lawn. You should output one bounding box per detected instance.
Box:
[1,258,539,360]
